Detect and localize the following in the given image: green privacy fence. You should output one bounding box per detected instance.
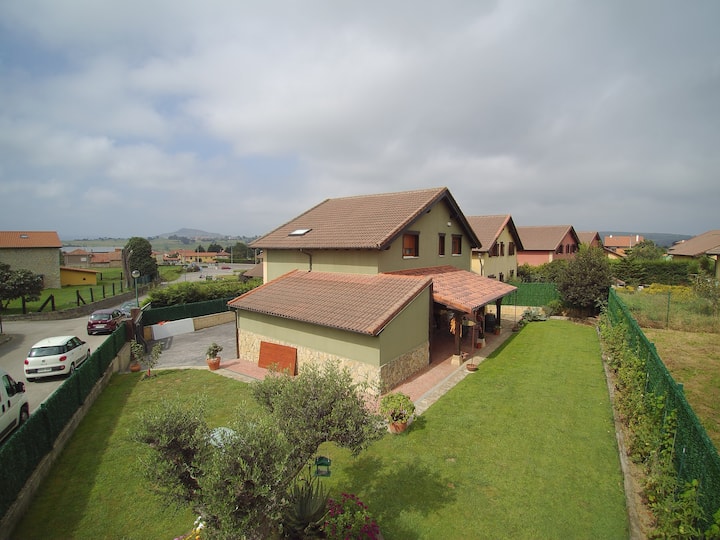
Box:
[607,288,720,524]
[501,282,560,307]
[0,325,127,522]
[141,296,235,326]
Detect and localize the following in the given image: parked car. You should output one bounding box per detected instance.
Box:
[24,336,90,381]
[87,308,125,335]
[119,300,139,317]
[0,367,29,442]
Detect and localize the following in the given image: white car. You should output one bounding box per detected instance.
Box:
[24,336,91,381]
[1,367,29,442]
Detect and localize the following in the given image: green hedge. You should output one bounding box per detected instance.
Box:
[501,282,560,307]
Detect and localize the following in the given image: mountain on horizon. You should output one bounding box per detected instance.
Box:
[156,228,227,239]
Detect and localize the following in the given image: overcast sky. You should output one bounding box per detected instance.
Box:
[1,1,718,240]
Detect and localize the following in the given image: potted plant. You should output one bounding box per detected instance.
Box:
[206,342,223,370]
[378,392,415,434]
[129,339,144,372]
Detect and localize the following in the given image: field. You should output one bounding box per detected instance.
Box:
[616,287,720,449]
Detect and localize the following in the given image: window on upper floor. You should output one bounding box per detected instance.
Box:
[556,245,563,254]
[452,235,462,255]
[438,233,446,256]
[509,242,515,255]
[403,233,420,257]
[500,242,505,256]
[565,244,571,254]
[490,243,499,257]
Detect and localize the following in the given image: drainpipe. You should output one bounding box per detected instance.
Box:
[300,249,313,272]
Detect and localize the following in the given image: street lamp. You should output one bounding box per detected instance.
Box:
[131,270,140,307]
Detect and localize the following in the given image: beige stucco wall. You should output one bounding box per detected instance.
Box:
[261,200,474,281]
[0,247,61,288]
[235,287,431,389]
[471,227,519,280]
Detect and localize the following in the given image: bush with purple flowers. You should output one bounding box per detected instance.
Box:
[323,493,381,539]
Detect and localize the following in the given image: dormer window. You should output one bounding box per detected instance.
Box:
[403,233,420,257]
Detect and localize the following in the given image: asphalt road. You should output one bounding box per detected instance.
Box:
[0,263,253,413]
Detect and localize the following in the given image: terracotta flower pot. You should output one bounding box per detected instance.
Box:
[207,357,221,371]
[466,363,478,372]
[388,421,408,434]
[130,362,141,373]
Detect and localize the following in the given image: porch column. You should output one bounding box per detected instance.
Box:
[495,299,502,327]
[453,312,462,356]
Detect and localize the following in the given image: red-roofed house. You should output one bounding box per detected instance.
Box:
[604,234,644,256]
[577,231,602,248]
[466,215,524,281]
[0,231,62,288]
[229,188,516,389]
[516,225,580,266]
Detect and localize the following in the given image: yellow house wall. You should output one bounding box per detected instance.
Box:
[471,227,519,280]
[235,287,431,388]
[264,250,379,281]
[60,269,98,286]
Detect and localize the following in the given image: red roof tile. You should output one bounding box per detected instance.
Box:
[228,270,431,335]
[387,265,517,313]
[517,225,577,251]
[0,231,62,249]
[251,187,480,250]
[466,215,523,252]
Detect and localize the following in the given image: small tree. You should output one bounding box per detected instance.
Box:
[556,245,612,315]
[124,237,158,285]
[0,263,44,310]
[132,361,384,538]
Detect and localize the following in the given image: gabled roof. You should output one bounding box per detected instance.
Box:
[228,270,432,336]
[387,265,517,313]
[577,231,602,246]
[516,225,579,251]
[466,215,523,253]
[251,187,480,250]
[667,230,720,257]
[603,235,644,249]
[0,231,62,249]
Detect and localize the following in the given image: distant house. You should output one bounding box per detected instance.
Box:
[516,225,580,266]
[604,234,644,256]
[229,187,516,389]
[467,215,523,281]
[0,231,62,288]
[667,230,720,279]
[63,247,124,268]
[174,250,225,265]
[577,231,602,248]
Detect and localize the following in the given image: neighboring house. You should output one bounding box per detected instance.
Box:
[63,248,124,268]
[228,187,516,389]
[60,267,99,286]
[516,225,580,266]
[667,230,720,279]
[604,234,644,256]
[577,231,602,248]
[174,250,226,265]
[0,231,62,288]
[466,215,524,281]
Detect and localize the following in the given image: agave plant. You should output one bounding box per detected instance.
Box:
[283,466,328,538]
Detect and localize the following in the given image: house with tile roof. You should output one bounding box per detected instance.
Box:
[0,231,62,288]
[516,225,580,266]
[604,234,644,256]
[466,215,523,282]
[577,231,602,248]
[667,230,720,279]
[228,187,516,389]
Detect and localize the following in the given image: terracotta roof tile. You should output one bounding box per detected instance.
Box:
[0,231,62,249]
[668,230,720,257]
[387,265,517,313]
[228,270,431,335]
[251,187,480,250]
[517,225,576,251]
[466,215,523,252]
[603,235,644,249]
[577,231,601,245]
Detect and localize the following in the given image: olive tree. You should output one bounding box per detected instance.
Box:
[132,361,384,539]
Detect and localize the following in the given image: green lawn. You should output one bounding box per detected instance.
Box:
[13,320,628,539]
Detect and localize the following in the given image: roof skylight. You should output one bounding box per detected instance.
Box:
[289,228,312,236]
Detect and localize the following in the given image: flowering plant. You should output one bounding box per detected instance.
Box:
[174,516,205,540]
[323,493,380,539]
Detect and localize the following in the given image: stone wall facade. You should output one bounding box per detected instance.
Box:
[237,329,429,391]
[0,247,61,289]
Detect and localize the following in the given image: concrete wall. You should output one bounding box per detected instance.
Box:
[0,247,61,289]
